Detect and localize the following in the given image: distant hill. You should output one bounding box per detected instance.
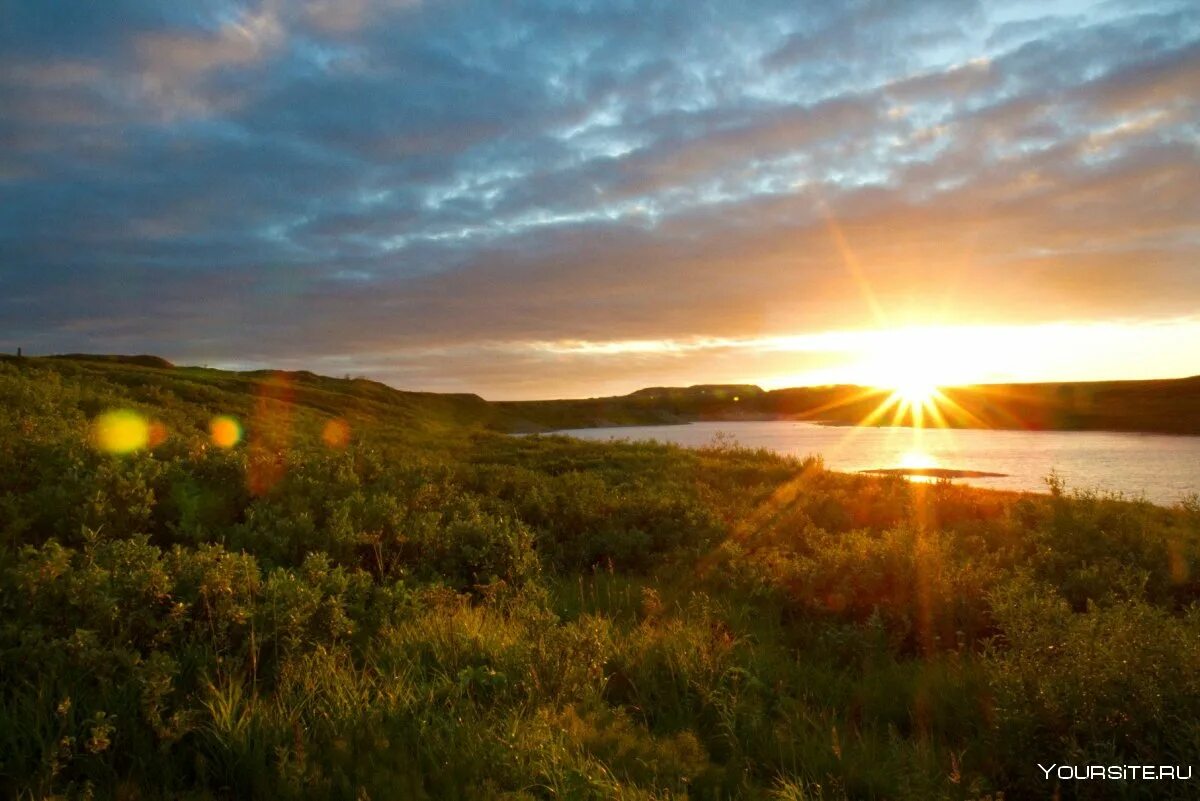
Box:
[500,377,1200,435]
[495,384,771,431]
[756,378,1200,435]
[627,384,764,401]
[50,353,176,369]
[3,354,1199,435]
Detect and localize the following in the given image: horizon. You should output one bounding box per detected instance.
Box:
[3,1,1199,397]
[12,348,1200,403]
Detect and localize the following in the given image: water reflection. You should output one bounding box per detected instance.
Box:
[899,450,937,470]
[556,421,1200,505]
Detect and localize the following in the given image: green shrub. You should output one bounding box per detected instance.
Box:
[1,360,1196,799]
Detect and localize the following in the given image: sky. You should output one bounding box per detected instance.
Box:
[2,0,1198,399]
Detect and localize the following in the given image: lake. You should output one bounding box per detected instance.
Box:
[554,421,1200,506]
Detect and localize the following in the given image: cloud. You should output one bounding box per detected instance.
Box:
[129,5,285,118]
[1,0,1198,395]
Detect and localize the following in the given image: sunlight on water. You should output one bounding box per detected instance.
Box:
[899,450,937,469]
[557,421,1200,505]
[210,416,242,449]
[92,409,150,454]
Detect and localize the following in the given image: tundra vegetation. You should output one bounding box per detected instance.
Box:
[1,357,1198,800]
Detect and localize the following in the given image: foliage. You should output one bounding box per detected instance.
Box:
[1,357,1198,799]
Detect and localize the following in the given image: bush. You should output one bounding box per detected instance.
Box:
[1,359,1197,799]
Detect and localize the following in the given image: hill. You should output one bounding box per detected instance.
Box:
[500,376,1200,435]
[0,354,499,439]
[5,354,1199,436]
[495,383,769,431]
[761,378,1200,435]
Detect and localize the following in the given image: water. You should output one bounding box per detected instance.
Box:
[554,421,1200,506]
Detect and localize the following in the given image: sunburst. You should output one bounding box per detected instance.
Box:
[883,379,946,429]
[891,378,938,409]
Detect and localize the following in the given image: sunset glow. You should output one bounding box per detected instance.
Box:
[3,3,1199,798]
[759,320,1200,401]
[2,1,1196,395]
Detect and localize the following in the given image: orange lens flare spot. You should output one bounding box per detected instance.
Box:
[321,418,351,448]
[92,409,151,454]
[210,416,242,449]
[148,421,169,447]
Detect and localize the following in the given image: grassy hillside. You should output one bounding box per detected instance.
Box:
[2,355,501,438]
[1,356,1199,799]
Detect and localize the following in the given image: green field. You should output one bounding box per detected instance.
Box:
[2,356,1199,799]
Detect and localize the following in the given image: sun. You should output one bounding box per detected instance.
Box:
[875,377,943,428]
[782,328,1007,432]
[860,340,951,424]
[853,356,949,427]
[891,378,938,407]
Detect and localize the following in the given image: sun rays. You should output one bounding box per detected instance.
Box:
[789,360,1000,476]
[806,197,1009,449]
[891,378,938,408]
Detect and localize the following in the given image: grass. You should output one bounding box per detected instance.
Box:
[0,356,1198,799]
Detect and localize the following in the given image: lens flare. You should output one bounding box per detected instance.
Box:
[148,421,169,447]
[321,418,351,448]
[92,409,150,454]
[210,416,242,448]
[246,374,295,495]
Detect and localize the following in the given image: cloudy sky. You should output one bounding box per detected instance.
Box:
[2,0,1198,398]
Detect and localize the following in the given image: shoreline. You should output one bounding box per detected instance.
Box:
[531,415,1200,439]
